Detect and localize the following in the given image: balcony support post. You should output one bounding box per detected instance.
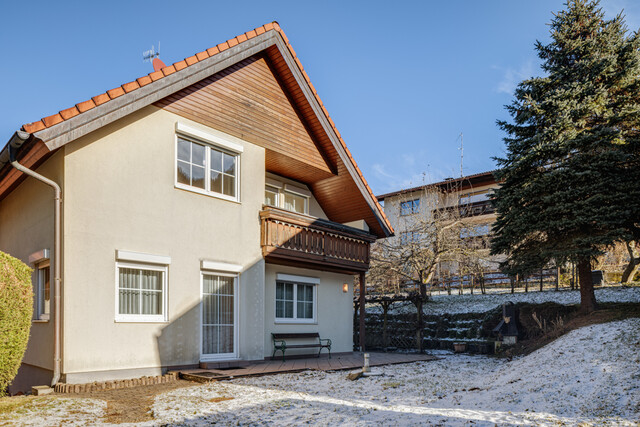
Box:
[359,271,366,352]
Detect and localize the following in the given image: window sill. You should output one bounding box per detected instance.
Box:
[114,317,168,323]
[32,319,50,323]
[175,184,240,204]
[200,355,240,362]
[275,319,317,325]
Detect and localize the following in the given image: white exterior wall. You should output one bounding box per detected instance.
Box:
[2,103,366,387]
[264,264,354,357]
[0,151,63,373]
[62,106,266,380]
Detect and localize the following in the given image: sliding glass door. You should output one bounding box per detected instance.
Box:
[201,273,238,360]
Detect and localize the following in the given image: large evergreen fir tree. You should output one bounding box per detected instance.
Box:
[491,0,640,312]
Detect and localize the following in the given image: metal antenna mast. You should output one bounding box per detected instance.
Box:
[143,42,161,62]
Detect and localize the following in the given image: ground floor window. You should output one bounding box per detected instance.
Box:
[116,263,167,322]
[35,261,50,320]
[275,275,317,323]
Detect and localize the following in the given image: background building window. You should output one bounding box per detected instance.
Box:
[400,231,421,245]
[400,199,420,216]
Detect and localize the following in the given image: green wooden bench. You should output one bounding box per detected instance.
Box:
[271,333,331,361]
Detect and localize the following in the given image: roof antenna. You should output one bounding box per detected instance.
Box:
[143,42,166,71]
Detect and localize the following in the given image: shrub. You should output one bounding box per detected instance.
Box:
[0,251,33,395]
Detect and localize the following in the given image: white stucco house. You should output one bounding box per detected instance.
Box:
[0,22,393,393]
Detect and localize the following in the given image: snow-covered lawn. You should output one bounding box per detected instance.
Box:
[368,285,640,315]
[4,318,639,426]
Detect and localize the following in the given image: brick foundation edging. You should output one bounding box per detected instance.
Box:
[54,372,178,393]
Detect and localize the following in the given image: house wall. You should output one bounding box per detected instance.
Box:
[0,150,63,391]
[263,264,354,358]
[61,106,267,381]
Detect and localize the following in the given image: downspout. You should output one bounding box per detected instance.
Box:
[7,131,62,387]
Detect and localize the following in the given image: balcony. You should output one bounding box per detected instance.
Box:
[260,206,377,273]
[459,200,495,217]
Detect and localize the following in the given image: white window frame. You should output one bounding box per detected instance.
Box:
[400,199,420,216]
[34,260,51,321]
[175,124,242,203]
[264,179,310,215]
[115,261,169,323]
[275,273,318,324]
[200,270,240,361]
[29,249,50,322]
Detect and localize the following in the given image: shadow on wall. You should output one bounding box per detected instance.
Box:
[156,302,201,371]
[156,259,265,370]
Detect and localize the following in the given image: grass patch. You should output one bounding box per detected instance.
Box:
[0,395,59,418]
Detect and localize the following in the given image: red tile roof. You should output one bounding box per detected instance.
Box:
[19,21,393,236]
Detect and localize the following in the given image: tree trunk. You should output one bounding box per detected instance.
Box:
[415,297,424,353]
[539,268,544,292]
[382,302,390,348]
[621,242,639,283]
[577,258,597,313]
[510,277,515,294]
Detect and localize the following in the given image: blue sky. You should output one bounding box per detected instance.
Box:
[1,0,639,195]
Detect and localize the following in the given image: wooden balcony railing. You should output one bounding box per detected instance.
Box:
[260,206,377,273]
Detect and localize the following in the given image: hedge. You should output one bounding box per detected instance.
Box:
[0,251,33,395]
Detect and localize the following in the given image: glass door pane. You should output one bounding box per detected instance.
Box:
[202,274,235,357]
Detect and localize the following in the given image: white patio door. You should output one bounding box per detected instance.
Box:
[201,273,238,360]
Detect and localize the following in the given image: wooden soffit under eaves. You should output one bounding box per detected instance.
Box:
[156,50,387,237]
[156,54,336,182]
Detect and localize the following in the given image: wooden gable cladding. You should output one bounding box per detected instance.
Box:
[155,46,387,237]
[263,46,387,238]
[155,54,335,182]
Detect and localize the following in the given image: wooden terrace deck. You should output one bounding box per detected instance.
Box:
[178,352,437,382]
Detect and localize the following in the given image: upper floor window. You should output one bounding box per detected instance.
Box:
[264,178,310,215]
[399,231,421,245]
[460,223,491,238]
[400,199,420,216]
[175,123,243,202]
[459,190,490,205]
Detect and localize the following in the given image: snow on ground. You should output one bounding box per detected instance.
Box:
[368,285,640,316]
[0,397,105,426]
[147,318,640,426]
[1,318,639,426]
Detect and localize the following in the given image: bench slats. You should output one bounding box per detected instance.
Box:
[272,333,320,339]
[271,332,331,361]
